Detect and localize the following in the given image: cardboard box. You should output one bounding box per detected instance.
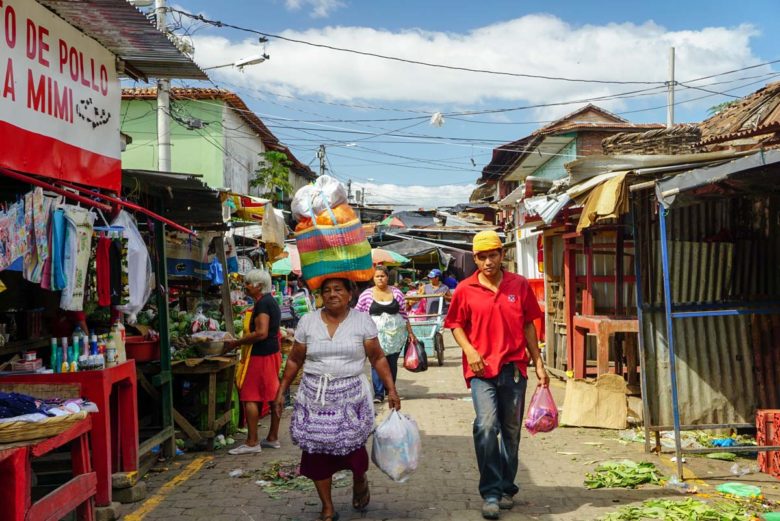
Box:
[560,374,628,429]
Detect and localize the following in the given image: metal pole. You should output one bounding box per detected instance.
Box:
[667,47,675,128]
[630,199,653,454]
[658,205,684,479]
[156,0,171,172]
[317,145,326,177]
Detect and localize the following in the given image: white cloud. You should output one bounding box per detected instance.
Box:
[353,182,475,209]
[193,15,765,119]
[284,0,345,18]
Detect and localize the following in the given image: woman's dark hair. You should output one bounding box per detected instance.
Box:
[321,277,355,293]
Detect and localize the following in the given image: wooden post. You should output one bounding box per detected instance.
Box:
[215,236,235,337]
[154,219,176,459]
[563,236,577,372]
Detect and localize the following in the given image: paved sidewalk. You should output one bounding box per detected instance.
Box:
[122,332,780,521]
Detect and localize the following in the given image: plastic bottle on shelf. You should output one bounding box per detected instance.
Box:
[69,336,79,372]
[112,321,127,364]
[106,336,117,367]
[90,331,98,356]
[50,338,58,372]
[60,337,69,373]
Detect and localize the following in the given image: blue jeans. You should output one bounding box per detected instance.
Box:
[471,363,528,500]
[372,351,400,399]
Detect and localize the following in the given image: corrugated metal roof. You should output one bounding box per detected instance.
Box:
[122,169,224,228]
[122,87,316,179]
[38,0,206,80]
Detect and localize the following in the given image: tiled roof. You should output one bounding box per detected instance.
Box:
[699,81,780,146]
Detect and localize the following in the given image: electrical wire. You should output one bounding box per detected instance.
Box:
[167,8,666,85]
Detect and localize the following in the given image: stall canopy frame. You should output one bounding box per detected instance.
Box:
[640,149,780,480]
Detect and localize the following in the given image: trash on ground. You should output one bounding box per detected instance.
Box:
[584,460,662,489]
[707,452,738,461]
[244,461,350,498]
[716,482,763,499]
[670,456,686,463]
[665,475,698,494]
[712,437,738,448]
[599,498,763,521]
[229,468,245,478]
[730,463,759,477]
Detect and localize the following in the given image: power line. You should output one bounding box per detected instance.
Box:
[168,8,666,86]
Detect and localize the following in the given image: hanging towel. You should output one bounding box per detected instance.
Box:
[96,236,112,306]
[60,205,95,311]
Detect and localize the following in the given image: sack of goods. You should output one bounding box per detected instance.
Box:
[371,410,421,483]
[292,176,373,290]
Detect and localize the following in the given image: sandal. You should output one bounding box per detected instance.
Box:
[316,513,339,521]
[352,478,370,511]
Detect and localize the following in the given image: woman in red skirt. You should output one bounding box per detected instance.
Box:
[225,269,282,454]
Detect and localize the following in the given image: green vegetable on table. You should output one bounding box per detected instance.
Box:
[584,460,661,489]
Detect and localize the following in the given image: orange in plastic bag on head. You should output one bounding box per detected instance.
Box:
[295,218,313,232]
[315,204,357,225]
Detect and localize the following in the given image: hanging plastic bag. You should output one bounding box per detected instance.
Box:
[403,338,428,373]
[523,385,558,435]
[371,410,421,483]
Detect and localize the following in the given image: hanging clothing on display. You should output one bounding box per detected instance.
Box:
[48,208,68,291]
[96,235,112,307]
[109,236,129,306]
[22,188,50,283]
[112,211,153,324]
[39,195,59,290]
[59,205,96,311]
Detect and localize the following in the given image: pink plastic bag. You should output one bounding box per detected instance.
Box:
[524,386,558,435]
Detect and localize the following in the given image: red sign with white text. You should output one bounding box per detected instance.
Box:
[0,0,120,191]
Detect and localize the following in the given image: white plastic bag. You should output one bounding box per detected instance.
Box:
[371,410,421,483]
[112,210,153,324]
[291,175,347,221]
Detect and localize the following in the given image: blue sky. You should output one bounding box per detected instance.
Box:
[153,0,779,207]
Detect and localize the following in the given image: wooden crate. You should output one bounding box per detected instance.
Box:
[756,409,780,478]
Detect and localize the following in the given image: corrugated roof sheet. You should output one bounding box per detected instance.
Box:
[122,169,224,228]
[38,0,206,80]
[122,87,316,180]
[699,81,780,146]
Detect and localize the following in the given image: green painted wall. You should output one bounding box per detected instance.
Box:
[120,99,225,188]
[533,138,577,181]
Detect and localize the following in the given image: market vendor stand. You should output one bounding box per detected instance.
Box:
[1,362,138,507]
[0,383,96,521]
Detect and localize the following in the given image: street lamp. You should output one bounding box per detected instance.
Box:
[203,54,270,71]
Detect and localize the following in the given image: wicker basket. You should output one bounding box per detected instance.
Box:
[0,411,88,444]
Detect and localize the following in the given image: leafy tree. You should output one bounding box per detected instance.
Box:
[251,150,293,203]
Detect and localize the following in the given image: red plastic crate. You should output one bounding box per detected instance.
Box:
[756,409,780,477]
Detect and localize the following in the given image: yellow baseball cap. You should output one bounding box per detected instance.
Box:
[472,230,503,253]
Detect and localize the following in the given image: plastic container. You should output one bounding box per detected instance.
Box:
[11,359,43,372]
[125,336,160,362]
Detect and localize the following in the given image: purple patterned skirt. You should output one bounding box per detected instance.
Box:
[290,373,373,456]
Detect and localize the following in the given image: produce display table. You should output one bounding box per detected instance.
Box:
[0,416,96,521]
[140,356,237,450]
[1,361,138,506]
[571,315,639,381]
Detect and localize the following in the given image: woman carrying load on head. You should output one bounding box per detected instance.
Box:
[274,277,400,521]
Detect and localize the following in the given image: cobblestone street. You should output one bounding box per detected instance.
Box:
[122,332,780,521]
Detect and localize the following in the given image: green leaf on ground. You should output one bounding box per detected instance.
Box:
[584,460,662,489]
[598,497,763,520]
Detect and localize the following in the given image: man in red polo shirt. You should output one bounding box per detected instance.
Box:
[445,230,548,520]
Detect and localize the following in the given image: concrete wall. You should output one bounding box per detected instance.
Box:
[221,105,266,195]
[120,99,225,187]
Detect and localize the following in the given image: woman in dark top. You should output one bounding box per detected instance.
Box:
[224,269,282,455]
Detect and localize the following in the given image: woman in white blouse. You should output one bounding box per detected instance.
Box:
[275,277,400,521]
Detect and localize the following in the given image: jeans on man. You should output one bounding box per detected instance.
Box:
[470,363,528,500]
[372,351,400,399]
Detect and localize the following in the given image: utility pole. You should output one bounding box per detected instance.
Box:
[156,0,171,172]
[317,145,327,177]
[667,47,675,128]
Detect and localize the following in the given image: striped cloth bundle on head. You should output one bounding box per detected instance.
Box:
[295,217,373,290]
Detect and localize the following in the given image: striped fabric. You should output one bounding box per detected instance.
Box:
[295,218,373,290]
